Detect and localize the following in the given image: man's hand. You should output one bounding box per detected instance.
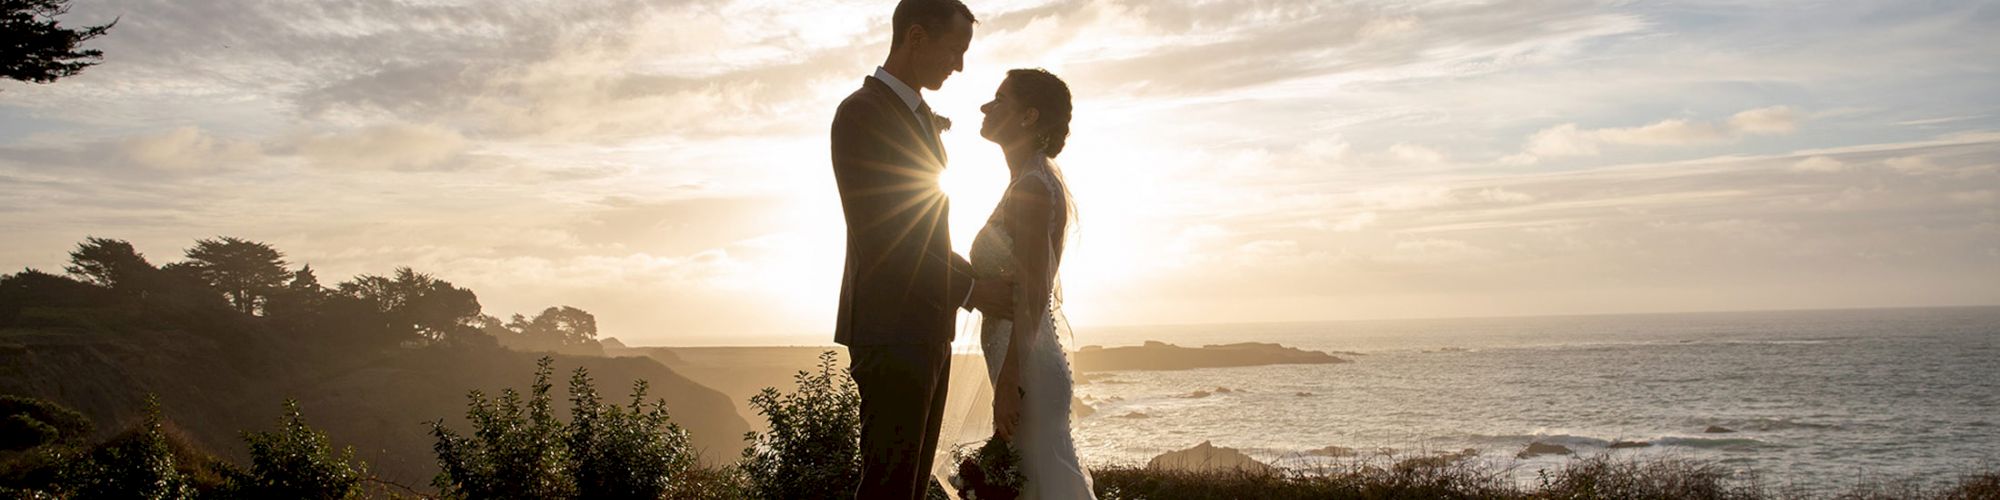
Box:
[966,275,1014,320]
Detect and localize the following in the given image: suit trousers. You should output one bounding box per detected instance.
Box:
[849,341,952,500]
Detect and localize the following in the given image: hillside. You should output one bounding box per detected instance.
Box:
[0,262,751,488]
[1,315,749,487]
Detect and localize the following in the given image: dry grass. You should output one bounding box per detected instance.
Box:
[1082,453,2000,500]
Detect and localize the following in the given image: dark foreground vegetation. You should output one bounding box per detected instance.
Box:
[4,237,1996,498]
[7,357,1996,499]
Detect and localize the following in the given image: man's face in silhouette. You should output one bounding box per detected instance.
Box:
[906,12,973,91]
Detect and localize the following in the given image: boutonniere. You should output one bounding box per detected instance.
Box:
[931,112,952,133]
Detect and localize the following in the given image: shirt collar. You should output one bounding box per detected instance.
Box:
[871,66,925,113]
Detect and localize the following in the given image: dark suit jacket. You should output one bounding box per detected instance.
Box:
[830,76,975,346]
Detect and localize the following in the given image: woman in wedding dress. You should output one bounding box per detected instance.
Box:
[965,68,1095,499]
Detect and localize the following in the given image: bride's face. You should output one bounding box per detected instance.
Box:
[978,78,1036,148]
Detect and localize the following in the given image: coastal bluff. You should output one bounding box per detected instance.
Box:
[1073,341,1348,372]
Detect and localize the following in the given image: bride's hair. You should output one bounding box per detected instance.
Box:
[1006,68,1072,158]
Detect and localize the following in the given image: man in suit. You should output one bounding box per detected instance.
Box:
[829,0,1013,498]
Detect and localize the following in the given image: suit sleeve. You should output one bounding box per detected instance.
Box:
[830,98,958,311]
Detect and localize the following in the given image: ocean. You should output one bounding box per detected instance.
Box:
[1066,306,2000,488]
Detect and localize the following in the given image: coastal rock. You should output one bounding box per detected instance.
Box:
[1294,391,1314,397]
[1516,442,1574,458]
[1073,341,1348,372]
[1147,441,1276,474]
[1072,396,1095,418]
[1179,390,1212,399]
[1398,448,1479,469]
[1704,425,1736,434]
[1306,445,1355,457]
[1608,440,1653,449]
[1118,412,1151,419]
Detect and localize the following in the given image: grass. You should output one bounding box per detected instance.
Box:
[1078,453,2000,500]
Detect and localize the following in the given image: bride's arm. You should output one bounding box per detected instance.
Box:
[995,179,1058,438]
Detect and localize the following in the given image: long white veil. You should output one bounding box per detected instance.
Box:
[930,311,997,499]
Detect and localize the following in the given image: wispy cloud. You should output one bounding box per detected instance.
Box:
[3,0,1997,341]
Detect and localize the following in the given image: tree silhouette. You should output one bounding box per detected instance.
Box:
[2,0,117,83]
[337,267,482,343]
[181,237,289,315]
[509,306,599,346]
[264,264,327,321]
[63,237,155,292]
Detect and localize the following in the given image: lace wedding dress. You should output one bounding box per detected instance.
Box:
[965,166,1095,499]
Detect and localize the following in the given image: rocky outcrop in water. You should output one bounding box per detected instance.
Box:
[1517,442,1574,458]
[1148,441,1276,474]
[1705,425,1736,433]
[1609,440,1653,449]
[1074,341,1347,372]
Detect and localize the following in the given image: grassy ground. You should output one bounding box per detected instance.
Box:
[1080,454,2000,500]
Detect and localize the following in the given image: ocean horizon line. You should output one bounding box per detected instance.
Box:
[622,303,2000,348]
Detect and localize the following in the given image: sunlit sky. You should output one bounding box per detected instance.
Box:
[3,1,1997,345]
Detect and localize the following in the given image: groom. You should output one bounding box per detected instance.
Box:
[828,0,1012,499]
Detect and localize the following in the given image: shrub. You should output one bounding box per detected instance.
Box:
[738,350,862,499]
[55,397,197,499]
[567,369,697,499]
[234,399,366,499]
[0,395,92,452]
[431,357,700,500]
[432,357,575,499]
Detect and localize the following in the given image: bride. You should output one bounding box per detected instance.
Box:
[964,68,1094,499]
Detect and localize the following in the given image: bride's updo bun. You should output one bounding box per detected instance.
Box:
[1007,68,1072,158]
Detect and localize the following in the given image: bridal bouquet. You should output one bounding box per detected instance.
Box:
[950,436,1024,500]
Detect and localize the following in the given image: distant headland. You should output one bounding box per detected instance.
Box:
[1072,341,1349,372]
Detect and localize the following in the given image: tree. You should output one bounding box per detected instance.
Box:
[337,267,482,344]
[181,237,289,315]
[63,237,156,292]
[509,306,598,345]
[264,264,328,320]
[2,0,117,83]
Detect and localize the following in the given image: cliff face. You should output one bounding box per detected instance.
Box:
[0,315,750,487]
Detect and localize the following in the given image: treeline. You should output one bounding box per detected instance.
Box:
[1,236,606,355]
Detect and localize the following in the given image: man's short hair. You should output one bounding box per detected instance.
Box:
[891,0,976,49]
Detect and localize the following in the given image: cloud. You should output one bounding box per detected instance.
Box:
[288,123,471,171]
[1330,211,1377,232]
[1790,156,1846,173]
[1382,239,1496,264]
[1477,188,1536,203]
[1728,106,1800,134]
[1517,106,1803,162]
[0,126,266,175]
[117,127,266,171]
[1387,143,1447,164]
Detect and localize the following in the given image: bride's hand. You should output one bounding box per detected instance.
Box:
[994,375,1023,440]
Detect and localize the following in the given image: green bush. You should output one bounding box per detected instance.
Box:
[432,357,576,499]
[233,399,366,499]
[738,350,862,499]
[55,397,197,499]
[567,369,697,499]
[431,357,700,500]
[0,395,93,452]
